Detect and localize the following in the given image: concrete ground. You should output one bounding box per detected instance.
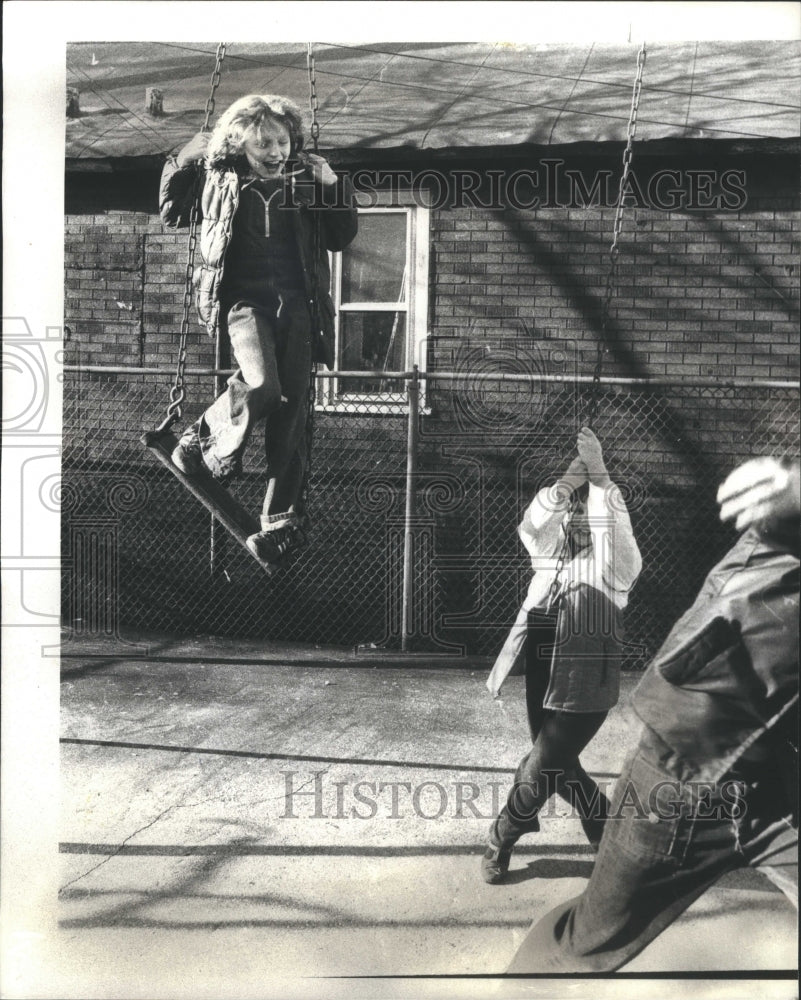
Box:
[49,633,796,999]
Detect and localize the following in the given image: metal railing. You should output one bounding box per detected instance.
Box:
[61,363,800,667]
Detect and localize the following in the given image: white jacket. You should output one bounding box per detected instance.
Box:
[487,481,642,697]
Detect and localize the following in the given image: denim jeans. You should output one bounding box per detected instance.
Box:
[196,294,312,518]
[507,728,798,973]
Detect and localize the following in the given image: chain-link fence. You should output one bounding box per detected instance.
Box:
[61,363,799,668]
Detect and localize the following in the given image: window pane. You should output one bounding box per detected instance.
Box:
[341,213,407,303]
[338,312,407,393]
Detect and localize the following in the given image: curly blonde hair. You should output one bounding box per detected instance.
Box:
[206,94,306,165]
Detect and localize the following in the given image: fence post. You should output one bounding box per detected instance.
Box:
[209,326,226,577]
[401,365,420,651]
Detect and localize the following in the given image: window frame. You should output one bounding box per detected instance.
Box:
[319,196,430,415]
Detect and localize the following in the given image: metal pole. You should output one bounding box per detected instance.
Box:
[401,365,420,652]
[210,328,224,577]
[65,365,801,393]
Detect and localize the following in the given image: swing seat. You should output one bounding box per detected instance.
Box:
[141,429,277,576]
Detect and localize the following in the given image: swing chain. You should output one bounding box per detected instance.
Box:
[587,40,646,429]
[549,42,646,606]
[307,42,321,153]
[608,43,646,264]
[165,216,199,423]
[203,42,227,131]
[160,43,227,432]
[299,41,323,521]
[546,490,580,613]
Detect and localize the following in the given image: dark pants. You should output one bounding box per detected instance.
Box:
[492,610,611,850]
[507,729,798,973]
[196,296,312,518]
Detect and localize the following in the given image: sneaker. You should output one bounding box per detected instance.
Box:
[481,841,514,884]
[171,427,204,476]
[171,441,203,475]
[246,522,307,565]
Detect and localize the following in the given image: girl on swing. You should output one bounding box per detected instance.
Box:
[159,94,358,564]
[483,427,642,882]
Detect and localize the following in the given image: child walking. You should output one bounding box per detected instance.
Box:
[483,428,642,882]
[159,94,358,564]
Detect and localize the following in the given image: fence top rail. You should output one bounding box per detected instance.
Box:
[62,364,801,391]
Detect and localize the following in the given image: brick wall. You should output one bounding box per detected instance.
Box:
[64,152,800,379]
[426,151,799,381]
[65,173,218,373]
[62,150,800,652]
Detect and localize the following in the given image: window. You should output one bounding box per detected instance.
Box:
[322,198,429,411]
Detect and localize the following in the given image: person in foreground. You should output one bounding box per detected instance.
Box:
[506,455,800,973]
[483,428,643,883]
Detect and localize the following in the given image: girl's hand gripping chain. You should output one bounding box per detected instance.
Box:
[298,152,339,187]
[176,132,211,168]
[557,456,589,500]
[576,427,610,487]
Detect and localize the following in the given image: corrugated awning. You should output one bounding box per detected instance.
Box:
[65,40,801,160]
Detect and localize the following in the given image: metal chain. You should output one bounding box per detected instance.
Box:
[160,43,227,431]
[307,42,321,153]
[300,42,323,520]
[203,42,226,132]
[546,489,580,612]
[548,41,646,608]
[586,40,646,430]
[301,208,322,524]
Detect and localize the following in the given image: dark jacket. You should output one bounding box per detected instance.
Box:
[159,156,358,368]
[541,584,625,713]
[631,524,799,786]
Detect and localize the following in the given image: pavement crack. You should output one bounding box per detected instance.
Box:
[58,803,177,895]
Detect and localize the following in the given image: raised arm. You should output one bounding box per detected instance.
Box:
[320,175,358,250]
[519,457,587,561]
[577,427,642,594]
[586,481,643,594]
[159,133,210,229]
[298,153,358,251]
